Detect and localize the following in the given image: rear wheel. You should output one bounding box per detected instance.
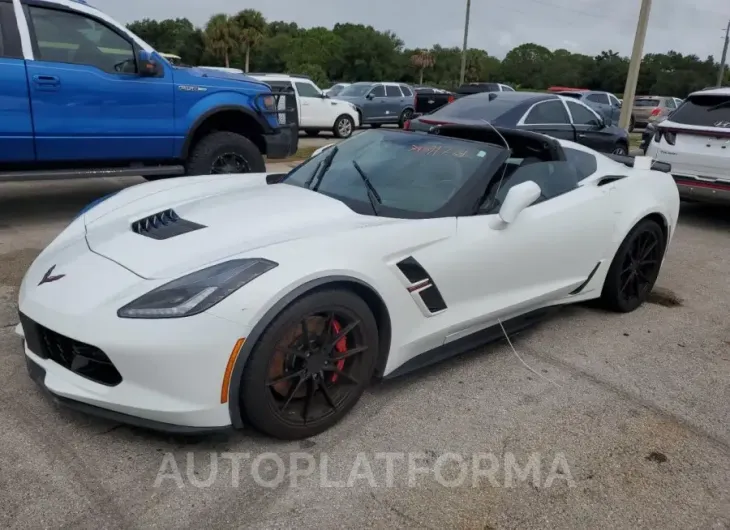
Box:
[600,219,665,312]
[185,131,265,176]
[612,142,629,156]
[398,108,414,128]
[240,289,379,439]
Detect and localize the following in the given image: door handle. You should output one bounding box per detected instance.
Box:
[32,75,60,87]
[578,133,586,138]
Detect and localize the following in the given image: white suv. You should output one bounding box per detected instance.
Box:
[646,87,730,204]
[251,74,360,138]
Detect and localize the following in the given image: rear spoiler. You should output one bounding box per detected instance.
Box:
[606,153,671,173]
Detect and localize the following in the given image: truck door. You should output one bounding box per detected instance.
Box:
[0,1,35,162]
[23,3,174,162]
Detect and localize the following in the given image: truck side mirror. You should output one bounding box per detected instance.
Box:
[137,50,161,77]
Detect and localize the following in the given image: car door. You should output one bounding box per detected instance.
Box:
[608,93,622,123]
[442,157,617,335]
[517,99,576,141]
[294,80,331,128]
[384,84,406,121]
[362,84,387,122]
[24,3,174,162]
[0,0,35,162]
[566,100,616,153]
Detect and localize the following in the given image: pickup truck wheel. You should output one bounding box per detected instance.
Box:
[304,130,320,137]
[333,115,354,138]
[186,131,265,176]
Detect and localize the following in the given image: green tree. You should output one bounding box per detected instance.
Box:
[233,9,267,73]
[203,14,240,68]
[410,49,435,84]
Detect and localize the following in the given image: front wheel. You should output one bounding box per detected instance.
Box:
[185,131,265,176]
[333,115,354,138]
[600,219,666,312]
[240,289,379,439]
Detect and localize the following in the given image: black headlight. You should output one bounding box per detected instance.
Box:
[117,258,277,319]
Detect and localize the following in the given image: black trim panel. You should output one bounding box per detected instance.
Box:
[25,356,229,435]
[396,256,447,313]
[0,1,24,59]
[569,261,601,294]
[386,307,557,379]
[131,209,206,240]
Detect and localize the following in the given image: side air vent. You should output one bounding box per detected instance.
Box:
[131,209,206,240]
[396,256,448,313]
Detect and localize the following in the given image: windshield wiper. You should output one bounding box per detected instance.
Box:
[311,146,339,191]
[707,100,730,112]
[351,160,382,216]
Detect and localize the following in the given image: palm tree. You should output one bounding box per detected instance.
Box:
[233,9,267,73]
[411,50,435,84]
[204,14,239,68]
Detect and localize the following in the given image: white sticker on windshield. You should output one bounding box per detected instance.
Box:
[477,151,486,157]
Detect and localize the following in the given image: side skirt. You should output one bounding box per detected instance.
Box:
[384,307,558,380]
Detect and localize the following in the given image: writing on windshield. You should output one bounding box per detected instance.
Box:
[410,144,477,158]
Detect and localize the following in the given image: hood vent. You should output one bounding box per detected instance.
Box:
[131,209,206,240]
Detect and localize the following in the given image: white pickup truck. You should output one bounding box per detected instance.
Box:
[250,74,360,138]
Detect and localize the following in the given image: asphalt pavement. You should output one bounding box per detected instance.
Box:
[0,177,728,529]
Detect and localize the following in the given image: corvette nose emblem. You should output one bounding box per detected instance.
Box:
[38,265,65,286]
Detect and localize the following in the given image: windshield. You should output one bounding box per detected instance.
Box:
[283,130,504,216]
[338,84,373,97]
[670,95,730,127]
[429,94,514,122]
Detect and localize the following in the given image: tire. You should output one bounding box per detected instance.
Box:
[370,123,382,129]
[398,108,414,128]
[304,129,320,137]
[332,115,354,138]
[240,289,379,439]
[600,219,666,313]
[185,131,265,176]
[612,142,629,156]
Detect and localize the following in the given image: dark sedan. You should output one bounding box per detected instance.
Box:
[405,91,630,155]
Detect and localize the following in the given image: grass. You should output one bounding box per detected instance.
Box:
[629,132,642,150]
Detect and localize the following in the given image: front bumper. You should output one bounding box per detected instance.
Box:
[264,124,298,159]
[17,242,251,432]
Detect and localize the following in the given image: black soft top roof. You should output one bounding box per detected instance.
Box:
[430,124,566,161]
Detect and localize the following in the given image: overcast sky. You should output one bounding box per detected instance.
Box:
[94,0,730,60]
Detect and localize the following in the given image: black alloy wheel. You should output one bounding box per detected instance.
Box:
[601,219,665,312]
[240,289,378,439]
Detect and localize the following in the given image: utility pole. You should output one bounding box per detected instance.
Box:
[459,0,471,86]
[618,0,652,130]
[717,20,730,87]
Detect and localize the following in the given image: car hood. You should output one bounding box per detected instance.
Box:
[181,67,270,89]
[330,95,363,104]
[83,175,394,280]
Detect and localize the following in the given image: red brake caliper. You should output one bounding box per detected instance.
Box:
[330,320,347,383]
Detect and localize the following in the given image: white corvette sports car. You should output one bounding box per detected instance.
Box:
[17,125,679,439]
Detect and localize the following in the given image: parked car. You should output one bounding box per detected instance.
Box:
[555,90,624,129]
[632,96,681,128]
[0,0,297,182]
[646,87,730,204]
[18,124,678,439]
[250,75,360,138]
[325,83,351,97]
[334,82,416,127]
[414,82,515,115]
[406,92,630,155]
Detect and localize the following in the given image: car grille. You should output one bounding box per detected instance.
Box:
[131,208,206,240]
[19,312,122,386]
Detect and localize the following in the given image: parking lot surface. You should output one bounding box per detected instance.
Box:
[0,177,728,529]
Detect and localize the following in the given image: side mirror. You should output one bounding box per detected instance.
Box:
[496,181,541,225]
[137,50,161,77]
[365,93,375,100]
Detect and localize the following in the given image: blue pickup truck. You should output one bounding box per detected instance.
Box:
[0,0,297,182]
